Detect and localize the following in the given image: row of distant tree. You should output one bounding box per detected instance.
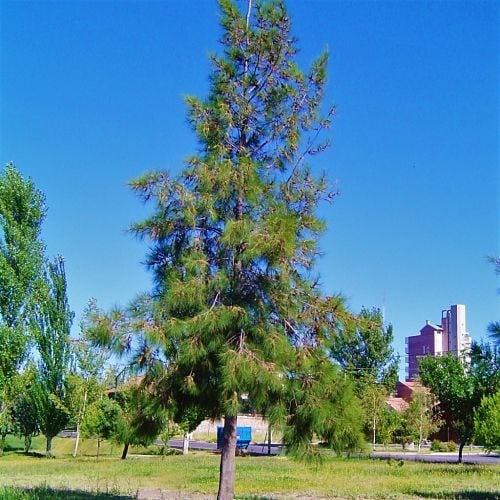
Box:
[0,163,73,456]
[1,164,498,466]
[0,164,186,458]
[0,161,391,457]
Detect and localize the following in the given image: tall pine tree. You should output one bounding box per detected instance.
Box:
[130,1,358,497]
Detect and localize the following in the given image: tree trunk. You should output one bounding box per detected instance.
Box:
[73,423,81,458]
[458,438,466,463]
[121,442,129,460]
[372,417,376,451]
[46,436,53,456]
[73,387,88,457]
[217,415,237,500]
[183,432,191,455]
[267,422,272,456]
[24,434,32,453]
[0,432,6,455]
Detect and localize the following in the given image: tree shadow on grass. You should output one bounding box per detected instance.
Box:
[0,486,133,499]
[408,490,498,499]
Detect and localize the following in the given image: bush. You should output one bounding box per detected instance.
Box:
[431,440,443,452]
[474,392,500,452]
[446,441,457,452]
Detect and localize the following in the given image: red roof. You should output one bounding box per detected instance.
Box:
[386,396,409,412]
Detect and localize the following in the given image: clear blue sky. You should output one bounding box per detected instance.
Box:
[1,0,498,379]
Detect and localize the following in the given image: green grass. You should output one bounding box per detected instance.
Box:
[0,437,498,499]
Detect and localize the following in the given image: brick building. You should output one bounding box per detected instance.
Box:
[405,304,471,380]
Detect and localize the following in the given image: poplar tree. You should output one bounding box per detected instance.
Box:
[0,164,45,453]
[130,1,357,496]
[0,163,46,387]
[330,307,399,391]
[31,256,74,455]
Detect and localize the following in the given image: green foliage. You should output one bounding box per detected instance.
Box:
[173,406,205,435]
[446,440,457,452]
[280,358,364,459]
[65,373,104,436]
[112,384,167,458]
[82,300,134,358]
[403,389,441,450]
[0,163,45,450]
[430,439,442,451]
[0,163,46,388]
[71,300,113,381]
[82,397,120,444]
[0,399,15,454]
[10,369,40,453]
[125,0,356,470]
[30,256,74,454]
[32,257,73,392]
[29,376,70,455]
[124,1,355,494]
[66,300,114,457]
[378,406,403,447]
[430,440,457,452]
[474,391,500,452]
[419,344,499,460]
[358,382,388,448]
[330,307,399,391]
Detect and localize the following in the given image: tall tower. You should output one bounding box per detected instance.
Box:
[442,304,471,356]
[406,304,472,380]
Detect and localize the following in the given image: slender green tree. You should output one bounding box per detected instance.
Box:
[377,406,402,448]
[11,367,40,453]
[112,384,167,460]
[0,163,46,411]
[403,389,441,453]
[474,391,500,452]
[82,397,121,460]
[31,256,74,455]
[0,396,15,455]
[67,299,111,457]
[66,373,104,457]
[128,1,355,496]
[330,307,399,391]
[419,344,499,462]
[359,382,388,450]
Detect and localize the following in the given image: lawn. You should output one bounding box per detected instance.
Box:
[0,436,498,499]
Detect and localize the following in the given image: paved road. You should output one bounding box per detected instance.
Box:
[60,433,498,464]
[168,440,498,464]
[167,439,282,456]
[371,451,500,465]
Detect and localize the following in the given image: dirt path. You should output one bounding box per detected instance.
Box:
[136,490,211,499]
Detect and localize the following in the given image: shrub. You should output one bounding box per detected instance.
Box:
[431,440,443,452]
[446,441,457,452]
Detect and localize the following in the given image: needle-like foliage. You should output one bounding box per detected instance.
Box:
[129,1,360,497]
